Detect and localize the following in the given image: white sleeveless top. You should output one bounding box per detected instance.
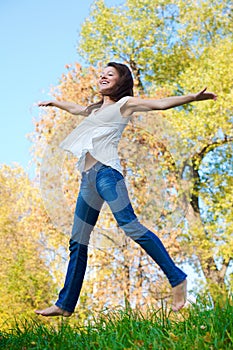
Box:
[60,96,131,174]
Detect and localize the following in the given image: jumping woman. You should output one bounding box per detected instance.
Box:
[35,62,217,316]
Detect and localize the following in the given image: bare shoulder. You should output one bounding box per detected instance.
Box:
[122,96,155,114]
[120,96,146,117]
[124,96,144,107]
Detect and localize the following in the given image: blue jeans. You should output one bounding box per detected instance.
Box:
[55,162,187,313]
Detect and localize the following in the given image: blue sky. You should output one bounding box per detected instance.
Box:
[0,0,119,174]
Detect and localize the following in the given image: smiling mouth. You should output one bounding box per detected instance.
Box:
[100,81,110,85]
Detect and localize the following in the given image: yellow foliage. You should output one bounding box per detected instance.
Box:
[0,165,57,327]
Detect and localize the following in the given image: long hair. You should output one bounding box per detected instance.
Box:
[84,62,134,115]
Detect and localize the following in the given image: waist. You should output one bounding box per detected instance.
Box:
[84,152,98,171]
[81,161,109,176]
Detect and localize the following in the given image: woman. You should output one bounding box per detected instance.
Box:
[35,62,217,317]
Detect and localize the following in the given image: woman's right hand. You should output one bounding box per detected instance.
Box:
[38,101,54,107]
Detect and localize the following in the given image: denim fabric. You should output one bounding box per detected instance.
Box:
[55,162,187,313]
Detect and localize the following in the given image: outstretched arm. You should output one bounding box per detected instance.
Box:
[38,100,86,115]
[126,88,217,113]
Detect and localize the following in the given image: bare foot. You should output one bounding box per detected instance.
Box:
[172,279,187,312]
[35,305,72,317]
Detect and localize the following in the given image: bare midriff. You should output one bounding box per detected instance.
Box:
[84,152,98,171]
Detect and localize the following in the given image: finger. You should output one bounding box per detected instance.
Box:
[38,101,48,106]
[200,87,207,94]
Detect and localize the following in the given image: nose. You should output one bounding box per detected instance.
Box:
[101,75,107,80]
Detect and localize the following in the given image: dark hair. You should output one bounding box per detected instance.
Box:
[103,62,134,100]
[84,62,134,115]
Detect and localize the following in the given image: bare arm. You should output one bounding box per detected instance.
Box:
[126,88,217,113]
[38,100,86,115]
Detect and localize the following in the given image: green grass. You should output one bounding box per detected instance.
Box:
[1,298,232,349]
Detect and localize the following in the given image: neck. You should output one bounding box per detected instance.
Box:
[102,96,115,106]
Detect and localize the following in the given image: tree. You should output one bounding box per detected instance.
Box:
[77,0,233,299]
[0,165,57,326]
[78,0,193,89]
[78,0,232,89]
[165,39,233,299]
[30,0,232,308]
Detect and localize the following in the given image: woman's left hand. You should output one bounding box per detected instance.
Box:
[194,87,217,101]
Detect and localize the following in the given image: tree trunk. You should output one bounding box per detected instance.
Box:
[129,59,144,94]
[186,202,229,302]
[122,241,131,305]
[183,144,232,301]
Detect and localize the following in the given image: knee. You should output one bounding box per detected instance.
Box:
[71,216,94,245]
[120,218,148,241]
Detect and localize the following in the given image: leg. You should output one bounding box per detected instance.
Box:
[96,166,187,311]
[36,172,104,316]
[54,239,88,314]
[134,231,187,311]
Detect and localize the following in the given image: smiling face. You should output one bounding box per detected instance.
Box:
[98,66,120,94]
